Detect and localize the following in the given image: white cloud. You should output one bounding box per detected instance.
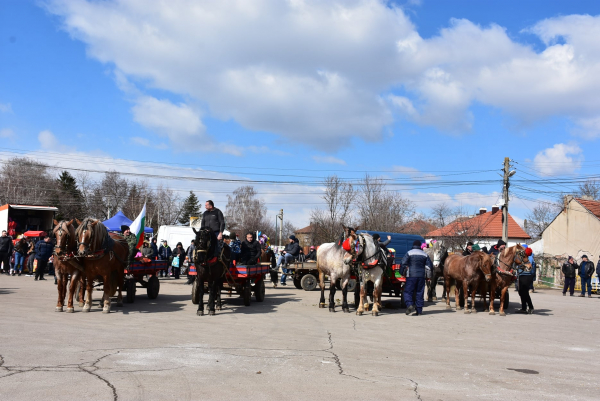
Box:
[393,165,438,181]
[46,1,600,149]
[533,143,583,176]
[0,103,13,113]
[0,128,14,138]
[312,155,346,165]
[38,130,76,152]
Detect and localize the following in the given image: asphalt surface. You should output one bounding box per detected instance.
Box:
[0,274,598,401]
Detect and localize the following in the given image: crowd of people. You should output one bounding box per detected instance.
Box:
[0,229,56,281]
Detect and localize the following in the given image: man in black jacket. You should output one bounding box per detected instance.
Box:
[240,232,261,265]
[562,256,578,296]
[463,242,473,256]
[200,200,225,241]
[0,230,13,275]
[34,236,54,281]
[578,255,594,298]
[277,235,300,286]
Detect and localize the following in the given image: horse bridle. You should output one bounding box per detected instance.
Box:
[77,220,94,255]
[495,247,527,276]
[54,222,71,255]
[194,230,211,264]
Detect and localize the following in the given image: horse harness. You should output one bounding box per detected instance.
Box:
[494,247,528,279]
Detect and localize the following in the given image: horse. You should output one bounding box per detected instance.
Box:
[317,225,359,313]
[52,219,86,313]
[355,233,386,316]
[192,228,231,316]
[488,244,530,316]
[443,251,493,313]
[75,218,128,314]
[424,242,449,301]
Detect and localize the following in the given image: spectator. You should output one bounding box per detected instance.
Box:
[462,241,473,256]
[200,200,225,253]
[151,238,159,259]
[373,234,391,253]
[562,256,578,296]
[229,232,241,262]
[34,236,53,281]
[515,247,535,314]
[277,235,300,286]
[27,239,36,276]
[488,239,506,256]
[401,239,433,316]
[578,255,594,298]
[305,246,317,261]
[13,236,27,276]
[186,239,196,284]
[297,248,306,263]
[0,230,13,274]
[158,240,172,277]
[171,242,185,279]
[240,232,261,266]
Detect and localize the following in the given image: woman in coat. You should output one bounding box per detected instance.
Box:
[171,242,186,279]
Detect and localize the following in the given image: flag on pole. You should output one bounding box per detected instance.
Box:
[129,203,147,249]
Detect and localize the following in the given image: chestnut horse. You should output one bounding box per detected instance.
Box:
[52,219,86,313]
[75,218,128,314]
[317,225,359,313]
[355,233,385,316]
[444,251,493,313]
[488,244,530,316]
[192,228,231,316]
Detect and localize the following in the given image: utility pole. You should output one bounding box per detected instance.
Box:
[277,209,284,247]
[502,157,516,243]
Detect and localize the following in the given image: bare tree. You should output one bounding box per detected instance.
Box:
[430,202,453,228]
[577,179,600,200]
[524,203,559,240]
[153,184,182,228]
[309,175,356,244]
[0,158,54,205]
[225,186,271,235]
[357,174,414,232]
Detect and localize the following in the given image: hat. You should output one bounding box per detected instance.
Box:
[525,248,532,257]
[121,225,130,233]
[496,239,506,247]
[582,254,588,259]
[412,239,422,248]
[310,246,315,249]
[472,244,481,251]
[466,241,473,246]
[372,233,380,240]
[289,235,297,241]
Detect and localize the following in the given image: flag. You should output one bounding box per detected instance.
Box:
[130,203,146,249]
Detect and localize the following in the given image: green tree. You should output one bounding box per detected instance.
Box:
[54,171,85,220]
[178,191,200,225]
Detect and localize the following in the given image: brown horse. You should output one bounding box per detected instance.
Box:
[444,251,493,313]
[75,218,129,314]
[52,219,86,313]
[488,245,530,316]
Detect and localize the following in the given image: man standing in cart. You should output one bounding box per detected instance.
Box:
[200,200,225,256]
[121,225,138,268]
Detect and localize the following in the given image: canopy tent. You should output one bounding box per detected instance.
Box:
[23,230,47,238]
[102,211,153,233]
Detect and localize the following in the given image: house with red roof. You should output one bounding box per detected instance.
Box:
[426,205,530,250]
[540,196,600,261]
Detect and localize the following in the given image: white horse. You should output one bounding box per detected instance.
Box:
[424,241,449,301]
[355,233,386,316]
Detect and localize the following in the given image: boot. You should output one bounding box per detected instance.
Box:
[578,294,585,297]
[588,294,592,298]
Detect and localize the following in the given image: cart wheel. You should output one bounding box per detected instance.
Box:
[147,276,160,300]
[503,291,510,310]
[191,277,200,305]
[301,274,317,291]
[243,282,252,306]
[347,279,357,293]
[126,279,136,303]
[394,288,400,298]
[400,290,406,308]
[254,280,265,302]
[293,278,302,289]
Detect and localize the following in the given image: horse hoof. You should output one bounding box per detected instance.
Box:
[55,307,63,312]
[445,305,451,310]
[319,303,325,309]
[197,310,204,316]
[356,311,363,316]
[208,310,216,316]
[500,312,506,316]
[82,307,90,313]
[432,297,438,301]
[464,310,470,314]
[329,308,335,312]
[78,302,84,307]
[217,307,222,311]
[102,308,110,314]
[66,307,74,313]
[343,308,350,313]
[372,311,379,316]
[457,307,463,310]
[471,309,477,314]
[489,311,496,315]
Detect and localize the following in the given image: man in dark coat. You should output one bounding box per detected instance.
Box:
[151,238,159,259]
[401,239,433,316]
[562,256,578,296]
[462,242,473,256]
[121,225,139,264]
[34,236,54,281]
[278,235,300,286]
[240,232,261,265]
[488,239,506,256]
[200,200,225,241]
[578,255,594,298]
[0,230,14,274]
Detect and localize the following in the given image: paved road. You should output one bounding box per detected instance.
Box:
[0,276,598,400]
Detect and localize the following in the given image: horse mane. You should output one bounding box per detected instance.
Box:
[75,218,107,252]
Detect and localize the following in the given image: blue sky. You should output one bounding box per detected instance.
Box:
[2,0,600,227]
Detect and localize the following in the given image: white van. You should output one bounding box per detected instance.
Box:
[156,225,196,250]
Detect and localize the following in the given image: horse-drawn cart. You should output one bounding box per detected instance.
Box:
[189,262,269,306]
[123,259,168,303]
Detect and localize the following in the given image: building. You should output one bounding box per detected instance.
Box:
[294,224,315,249]
[426,206,530,249]
[399,219,437,236]
[540,196,600,260]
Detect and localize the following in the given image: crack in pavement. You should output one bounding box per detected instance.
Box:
[378,374,422,400]
[352,319,356,331]
[325,331,374,382]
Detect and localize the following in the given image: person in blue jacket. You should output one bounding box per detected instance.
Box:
[578,255,594,298]
[401,239,433,316]
[34,235,54,281]
[515,247,535,314]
